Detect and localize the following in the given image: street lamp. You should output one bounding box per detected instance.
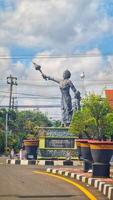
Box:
[80,72,85,80]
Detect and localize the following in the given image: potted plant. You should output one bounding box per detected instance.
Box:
[70,94,113,177]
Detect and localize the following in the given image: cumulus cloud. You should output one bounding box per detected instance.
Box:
[0,0,113,51]
[0,47,12,77]
[32,48,104,80]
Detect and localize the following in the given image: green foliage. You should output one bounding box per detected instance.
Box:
[70,108,96,138]
[25,134,36,140]
[52,120,61,127]
[104,113,113,137]
[0,131,5,152]
[70,94,113,139]
[83,95,109,120]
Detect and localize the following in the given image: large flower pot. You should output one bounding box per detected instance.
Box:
[78,139,93,172]
[23,139,39,160]
[89,141,113,177]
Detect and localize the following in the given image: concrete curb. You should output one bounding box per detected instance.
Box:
[46,168,113,200]
[6,159,80,166]
[6,159,38,165]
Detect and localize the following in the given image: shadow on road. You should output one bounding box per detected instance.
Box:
[0,194,77,198]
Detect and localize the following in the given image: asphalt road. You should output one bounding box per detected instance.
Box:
[0,163,108,200]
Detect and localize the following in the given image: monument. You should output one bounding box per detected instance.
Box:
[33,62,81,126]
[32,62,81,160]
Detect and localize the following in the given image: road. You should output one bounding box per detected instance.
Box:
[0,163,108,200]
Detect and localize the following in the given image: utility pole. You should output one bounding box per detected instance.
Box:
[5,112,8,151]
[12,96,18,110]
[7,75,18,110]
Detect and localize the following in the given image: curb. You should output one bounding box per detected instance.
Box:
[6,159,80,166]
[46,168,113,200]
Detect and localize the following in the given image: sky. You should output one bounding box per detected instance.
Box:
[0,0,113,120]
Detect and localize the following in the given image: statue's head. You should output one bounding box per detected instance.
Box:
[63,70,71,79]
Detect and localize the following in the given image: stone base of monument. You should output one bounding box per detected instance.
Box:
[37,127,77,160]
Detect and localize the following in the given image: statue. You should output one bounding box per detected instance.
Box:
[33,62,81,126]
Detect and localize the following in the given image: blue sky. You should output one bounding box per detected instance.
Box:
[100,0,113,17]
[0,0,113,118]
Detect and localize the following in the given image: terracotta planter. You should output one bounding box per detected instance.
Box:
[89,141,113,177]
[23,139,39,160]
[78,139,93,172]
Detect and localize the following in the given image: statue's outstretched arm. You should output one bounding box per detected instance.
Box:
[42,73,60,84]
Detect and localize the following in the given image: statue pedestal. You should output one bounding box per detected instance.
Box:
[37,127,77,160]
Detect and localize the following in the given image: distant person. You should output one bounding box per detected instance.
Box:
[19,148,23,160]
[10,148,14,159]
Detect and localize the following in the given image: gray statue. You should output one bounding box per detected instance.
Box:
[33,62,81,126]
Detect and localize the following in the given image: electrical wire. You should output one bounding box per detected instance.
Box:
[0,95,61,100]
[0,91,60,99]
[0,52,112,60]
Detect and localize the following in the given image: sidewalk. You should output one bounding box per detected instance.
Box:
[46,164,113,200]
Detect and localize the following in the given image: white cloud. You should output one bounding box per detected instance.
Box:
[0,0,113,51]
[32,48,104,80]
[0,47,12,77]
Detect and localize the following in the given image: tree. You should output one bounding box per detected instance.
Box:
[0,109,52,153]
[104,113,113,140]
[70,94,112,140]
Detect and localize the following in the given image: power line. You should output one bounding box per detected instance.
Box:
[0,105,61,108]
[0,52,113,59]
[0,90,60,99]
[1,79,113,84]
[0,95,61,100]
